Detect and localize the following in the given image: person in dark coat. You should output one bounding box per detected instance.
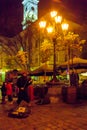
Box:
[1,82,7,104]
[70,70,79,87]
[16,71,32,105]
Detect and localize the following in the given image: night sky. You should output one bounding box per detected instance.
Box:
[0,0,87,37]
[0,0,23,37]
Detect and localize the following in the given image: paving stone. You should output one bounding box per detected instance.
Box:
[0,99,87,130]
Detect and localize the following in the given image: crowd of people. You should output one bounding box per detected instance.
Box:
[1,70,33,106]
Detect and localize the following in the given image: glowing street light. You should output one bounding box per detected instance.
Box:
[50,11,57,18]
[61,23,69,31]
[47,26,53,33]
[39,11,69,82]
[55,16,62,23]
[39,21,46,28]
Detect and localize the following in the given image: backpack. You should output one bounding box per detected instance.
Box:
[8,101,31,118]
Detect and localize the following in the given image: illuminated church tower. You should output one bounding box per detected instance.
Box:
[22,0,39,29]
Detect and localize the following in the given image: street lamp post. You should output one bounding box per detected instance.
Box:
[39,11,69,83]
[52,37,57,81]
[47,11,63,82]
[61,23,69,83]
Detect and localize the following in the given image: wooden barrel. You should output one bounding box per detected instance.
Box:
[84,87,87,99]
[62,86,77,104]
[66,87,77,104]
[61,86,67,102]
[80,87,87,100]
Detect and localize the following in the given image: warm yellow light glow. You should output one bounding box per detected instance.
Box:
[39,21,46,28]
[50,11,57,18]
[81,72,87,76]
[47,26,53,33]
[61,23,69,31]
[55,16,62,23]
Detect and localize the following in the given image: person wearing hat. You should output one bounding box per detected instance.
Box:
[16,71,32,105]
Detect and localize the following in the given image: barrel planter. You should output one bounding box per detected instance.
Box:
[84,87,87,99]
[80,87,87,100]
[61,86,67,102]
[76,87,82,100]
[62,86,77,104]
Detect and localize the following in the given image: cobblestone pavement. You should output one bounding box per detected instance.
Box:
[0,98,87,130]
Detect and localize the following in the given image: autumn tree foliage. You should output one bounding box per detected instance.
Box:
[16,50,28,68]
[61,32,86,59]
[40,39,52,63]
[0,28,32,70]
[39,31,86,65]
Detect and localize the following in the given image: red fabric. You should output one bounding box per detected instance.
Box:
[6,83,13,95]
[28,85,34,101]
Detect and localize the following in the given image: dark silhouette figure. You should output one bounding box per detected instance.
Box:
[16,71,32,105]
[70,71,79,87]
[1,82,7,104]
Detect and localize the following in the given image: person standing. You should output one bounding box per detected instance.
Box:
[1,82,7,104]
[70,70,79,87]
[6,81,13,103]
[16,71,32,106]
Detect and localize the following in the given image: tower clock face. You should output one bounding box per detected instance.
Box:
[22,0,39,29]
